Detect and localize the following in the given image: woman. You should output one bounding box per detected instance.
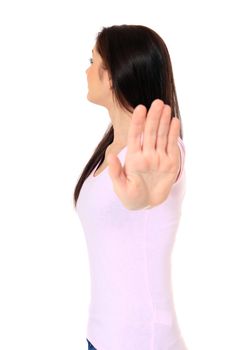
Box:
[74,25,188,350]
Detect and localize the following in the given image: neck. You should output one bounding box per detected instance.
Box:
[107,104,133,148]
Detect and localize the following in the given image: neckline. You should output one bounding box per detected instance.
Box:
[91,145,127,178]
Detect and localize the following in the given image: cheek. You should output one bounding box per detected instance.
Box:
[87,67,98,83]
[98,66,104,80]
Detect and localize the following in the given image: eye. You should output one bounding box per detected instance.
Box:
[89,57,93,64]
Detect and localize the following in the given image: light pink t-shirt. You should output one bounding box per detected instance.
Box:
[76,137,188,350]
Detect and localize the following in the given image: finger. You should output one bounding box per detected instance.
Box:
[128,104,147,153]
[167,117,181,156]
[143,99,165,151]
[156,104,171,153]
[107,153,127,185]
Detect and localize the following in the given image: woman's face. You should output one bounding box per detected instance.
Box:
[85,46,112,107]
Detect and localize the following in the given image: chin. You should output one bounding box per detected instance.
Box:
[86,94,96,104]
[86,92,94,102]
[86,94,105,107]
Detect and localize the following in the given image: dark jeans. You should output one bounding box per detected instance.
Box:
[86,338,97,350]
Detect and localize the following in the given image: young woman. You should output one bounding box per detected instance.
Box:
[74,24,188,350]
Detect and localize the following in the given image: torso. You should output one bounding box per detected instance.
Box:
[93,146,110,177]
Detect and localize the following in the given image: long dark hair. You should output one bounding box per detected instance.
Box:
[73,24,183,208]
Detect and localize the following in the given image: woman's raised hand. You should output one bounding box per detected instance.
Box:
[106,99,181,210]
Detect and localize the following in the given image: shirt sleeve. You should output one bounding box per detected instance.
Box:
[174,136,186,185]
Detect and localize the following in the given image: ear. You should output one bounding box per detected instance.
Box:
[104,70,112,89]
[109,77,113,89]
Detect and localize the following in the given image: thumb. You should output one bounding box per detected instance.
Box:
[106,153,127,184]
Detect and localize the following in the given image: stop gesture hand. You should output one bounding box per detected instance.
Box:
[106,99,181,210]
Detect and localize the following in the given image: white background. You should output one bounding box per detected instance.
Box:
[0,0,230,349]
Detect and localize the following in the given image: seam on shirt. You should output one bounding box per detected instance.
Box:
[143,209,156,348]
[174,136,186,185]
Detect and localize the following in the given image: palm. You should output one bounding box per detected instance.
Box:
[106,99,181,210]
